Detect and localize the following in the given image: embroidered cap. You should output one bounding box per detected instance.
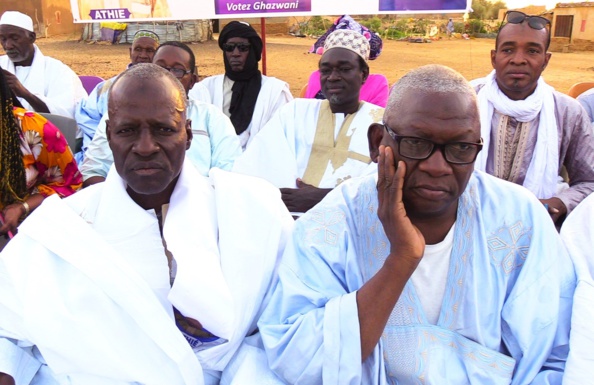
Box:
[133,29,160,44]
[323,29,370,62]
[0,11,34,33]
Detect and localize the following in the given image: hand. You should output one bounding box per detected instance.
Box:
[376,145,425,265]
[280,179,331,213]
[2,70,29,98]
[0,204,25,237]
[0,373,16,385]
[540,197,567,225]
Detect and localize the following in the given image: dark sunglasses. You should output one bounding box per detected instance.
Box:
[222,43,251,53]
[501,11,550,31]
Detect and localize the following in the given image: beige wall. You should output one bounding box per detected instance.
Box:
[552,6,594,43]
[1,0,80,36]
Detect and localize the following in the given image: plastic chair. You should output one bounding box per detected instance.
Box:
[39,113,81,153]
[299,83,308,98]
[567,82,594,98]
[79,75,105,94]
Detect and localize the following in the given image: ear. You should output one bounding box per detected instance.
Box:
[490,49,497,69]
[105,120,111,142]
[185,119,193,150]
[129,46,133,59]
[367,123,384,164]
[362,67,370,84]
[29,32,36,44]
[188,73,197,90]
[543,52,552,70]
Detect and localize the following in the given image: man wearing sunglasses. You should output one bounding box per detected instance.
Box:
[79,41,242,187]
[473,10,594,226]
[258,65,574,384]
[196,21,292,150]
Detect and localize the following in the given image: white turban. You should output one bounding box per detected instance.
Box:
[0,11,34,32]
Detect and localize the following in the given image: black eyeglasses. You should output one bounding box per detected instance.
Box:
[222,43,251,53]
[500,11,550,31]
[384,124,483,165]
[160,66,192,79]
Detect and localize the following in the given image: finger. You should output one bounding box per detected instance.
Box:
[377,145,386,190]
[394,160,406,207]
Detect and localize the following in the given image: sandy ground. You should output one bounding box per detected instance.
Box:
[7,34,594,97]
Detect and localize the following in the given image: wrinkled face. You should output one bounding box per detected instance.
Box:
[382,89,480,221]
[129,37,158,64]
[106,76,192,199]
[0,25,35,65]
[224,37,250,72]
[319,48,366,109]
[491,22,551,100]
[153,45,195,95]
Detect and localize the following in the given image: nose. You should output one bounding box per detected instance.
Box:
[133,129,159,157]
[510,50,527,65]
[327,68,341,81]
[417,146,453,176]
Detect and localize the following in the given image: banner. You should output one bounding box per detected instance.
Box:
[71,0,470,23]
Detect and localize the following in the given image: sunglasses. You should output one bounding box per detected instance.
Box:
[222,43,251,53]
[501,11,550,31]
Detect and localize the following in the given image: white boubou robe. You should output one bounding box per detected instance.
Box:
[0,161,293,384]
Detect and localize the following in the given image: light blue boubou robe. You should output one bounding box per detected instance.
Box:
[259,171,575,385]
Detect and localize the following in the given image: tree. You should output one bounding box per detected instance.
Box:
[471,0,507,20]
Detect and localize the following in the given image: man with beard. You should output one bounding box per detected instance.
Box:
[197,21,292,150]
[0,11,86,118]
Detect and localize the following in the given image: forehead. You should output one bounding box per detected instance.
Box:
[387,89,479,137]
[226,36,249,44]
[0,24,29,37]
[320,47,360,66]
[153,45,190,66]
[110,75,182,112]
[132,36,158,49]
[497,22,548,48]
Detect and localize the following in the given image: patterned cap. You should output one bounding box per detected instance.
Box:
[133,29,159,44]
[0,11,34,32]
[323,29,370,62]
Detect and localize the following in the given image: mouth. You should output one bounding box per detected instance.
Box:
[507,72,529,79]
[412,185,450,200]
[131,163,163,175]
[5,50,19,57]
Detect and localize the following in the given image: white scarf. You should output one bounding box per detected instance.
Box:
[475,70,559,199]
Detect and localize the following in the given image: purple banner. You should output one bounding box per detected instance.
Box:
[89,8,132,20]
[215,0,311,15]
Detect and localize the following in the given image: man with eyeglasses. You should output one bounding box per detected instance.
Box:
[79,41,241,187]
[196,21,292,150]
[258,65,575,384]
[472,10,594,226]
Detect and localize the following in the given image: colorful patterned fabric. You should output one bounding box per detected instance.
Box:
[14,107,82,200]
[309,15,383,60]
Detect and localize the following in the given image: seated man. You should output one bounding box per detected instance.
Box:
[197,21,293,150]
[0,11,86,118]
[233,29,384,214]
[473,10,594,225]
[0,63,293,385]
[74,29,161,162]
[80,41,242,186]
[259,65,575,384]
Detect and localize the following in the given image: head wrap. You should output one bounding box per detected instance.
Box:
[133,29,159,44]
[0,70,27,208]
[323,29,370,62]
[217,21,263,136]
[310,15,382,60]
[0,11,34,33]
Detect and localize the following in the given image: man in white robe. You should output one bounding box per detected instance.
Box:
[0,11,86,118]
[258,65,576,384]
[472,10,594,226]
[233,29,384,214]
[0,63,292,385]
[195,21,292,150]
[80,41,242,187]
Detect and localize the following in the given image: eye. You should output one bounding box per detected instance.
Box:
[115,127,134,135]
[450,143,472,152]
[320,68,331,76]
[339,67,353,73]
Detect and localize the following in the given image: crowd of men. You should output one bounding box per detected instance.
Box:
[1,8,593,385]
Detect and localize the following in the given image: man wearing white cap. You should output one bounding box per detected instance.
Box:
[0,11,86,118]
[233,29,385,215]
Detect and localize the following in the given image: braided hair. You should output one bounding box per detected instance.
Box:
[0,70,27,207]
